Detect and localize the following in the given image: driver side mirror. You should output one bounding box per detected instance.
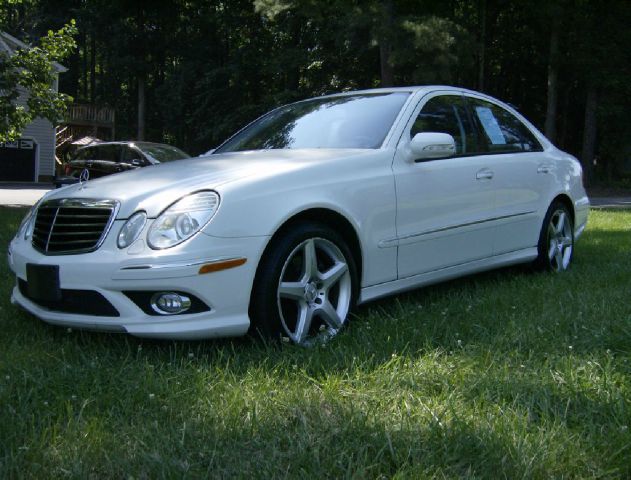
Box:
[410,132,456,161]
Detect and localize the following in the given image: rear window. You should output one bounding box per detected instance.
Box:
[467,98,543,153]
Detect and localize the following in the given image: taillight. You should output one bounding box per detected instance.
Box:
[64,164,71,175]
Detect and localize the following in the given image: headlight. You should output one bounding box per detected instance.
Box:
[147,191,220,249]
[15,200,41,241]
[117,211,147,248]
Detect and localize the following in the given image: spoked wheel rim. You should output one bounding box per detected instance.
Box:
[276,237,352,346]
[546,209,573,272]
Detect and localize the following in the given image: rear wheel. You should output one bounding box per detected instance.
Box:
[250,223,358,346]
[535,201,574,272]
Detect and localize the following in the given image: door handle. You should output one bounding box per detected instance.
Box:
[537,165,552,174]
[476,169,494,180]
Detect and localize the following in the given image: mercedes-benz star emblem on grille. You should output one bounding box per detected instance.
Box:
[79,168,90,189]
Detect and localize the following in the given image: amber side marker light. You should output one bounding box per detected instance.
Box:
[198,257,247,274]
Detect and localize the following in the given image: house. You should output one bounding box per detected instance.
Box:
[56,104,115,163]
[0,31,67,183]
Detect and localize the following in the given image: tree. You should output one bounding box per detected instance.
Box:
[4,0,627,183]
[0,20,76,142]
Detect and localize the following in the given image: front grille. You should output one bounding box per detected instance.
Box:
[18,279,120,317]
[32,199,118,255]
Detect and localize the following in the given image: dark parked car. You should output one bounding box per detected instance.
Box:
[61,141,190,182]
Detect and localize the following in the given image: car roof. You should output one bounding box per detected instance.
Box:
[303,85,527,116]
[317,85,460,96]
[288,85,499,106]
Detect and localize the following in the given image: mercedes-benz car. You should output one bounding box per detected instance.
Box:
[8,86,589,346]
[63,141,190,179]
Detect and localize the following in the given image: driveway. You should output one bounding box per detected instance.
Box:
[0,183,52,207]
[589,197,631,209]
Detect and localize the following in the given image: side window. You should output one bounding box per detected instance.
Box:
[467,98,542,153]
[86,145,121,162]
[411,95,478,155]
[122,146,143,163]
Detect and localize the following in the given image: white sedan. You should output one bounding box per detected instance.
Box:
[8,86,589,345]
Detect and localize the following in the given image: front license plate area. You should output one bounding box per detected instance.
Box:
[26,264,61,302]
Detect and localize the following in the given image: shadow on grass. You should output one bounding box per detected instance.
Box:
[153,397,534,478]
[1,210,629,476]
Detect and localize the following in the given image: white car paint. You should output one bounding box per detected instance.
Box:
[8,86,589,341]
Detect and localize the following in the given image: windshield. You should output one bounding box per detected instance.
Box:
[216,92,410,152]
[140,144,190,163]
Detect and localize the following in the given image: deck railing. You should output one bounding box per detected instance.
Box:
[55,125,72,147]
[65,104,115,125]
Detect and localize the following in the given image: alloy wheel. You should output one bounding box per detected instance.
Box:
[547,209,573,271]
[276,237,352,345]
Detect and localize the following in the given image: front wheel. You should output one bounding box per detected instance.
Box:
[249,223,358,346]
[535,201,574,272]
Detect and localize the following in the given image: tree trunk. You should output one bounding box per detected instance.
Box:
[544,21,559,142]
[379,0,394,87]
[137,76,145,141]
[90,32,96,104]
[81,29,88,101]
[135,3,146,141]
[558,85,570,150]
[287,16,301,92]
[380,42,394,87]
[580,87,597,186]
[477,0,486,91]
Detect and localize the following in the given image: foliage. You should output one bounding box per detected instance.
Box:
[0,20,76,142]
[0,207,630,476]
[1,0,629,182]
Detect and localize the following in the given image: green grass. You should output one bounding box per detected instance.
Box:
[0,207,629,478]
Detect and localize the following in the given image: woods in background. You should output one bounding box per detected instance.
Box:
[1,0,629,185]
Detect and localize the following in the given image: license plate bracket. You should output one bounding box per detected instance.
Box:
[26,264,61,302]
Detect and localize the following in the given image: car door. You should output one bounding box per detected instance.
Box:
[392,92,497,278]
[464,95,552,255]
[80,144,122,178]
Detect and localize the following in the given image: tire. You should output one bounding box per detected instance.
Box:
[249,222,358,346]
[534,201,574,272]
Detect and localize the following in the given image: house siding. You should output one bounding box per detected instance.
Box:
[22,117,56,179]
[1,31,65,182]
[13,84,58,181]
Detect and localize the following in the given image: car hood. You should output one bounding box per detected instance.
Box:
[46,149,368,218]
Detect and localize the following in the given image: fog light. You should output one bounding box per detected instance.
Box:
[150,292,192,315]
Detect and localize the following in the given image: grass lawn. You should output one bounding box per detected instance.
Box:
[0,206,629,478]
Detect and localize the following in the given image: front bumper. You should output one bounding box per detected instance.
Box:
[8,225,269,340]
